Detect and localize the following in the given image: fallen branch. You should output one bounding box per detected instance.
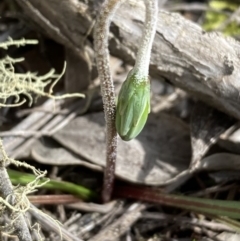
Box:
[16,0,240,119]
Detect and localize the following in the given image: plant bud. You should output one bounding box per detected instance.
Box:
[116,71,150,141]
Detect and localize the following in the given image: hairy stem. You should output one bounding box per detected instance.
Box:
[94,0,123,202]
[94,0,158,201]
[133,0,158,78]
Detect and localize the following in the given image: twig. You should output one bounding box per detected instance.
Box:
[29,204,83,241]
[216,6,240,32]
[142,212,235,232]
[78,201,124,238]
[0,140,32,241]
[88,203,146,241]
[165,3,231,15]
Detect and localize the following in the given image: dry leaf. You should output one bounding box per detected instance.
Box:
[49,112,191,185]
[190,102,235,169]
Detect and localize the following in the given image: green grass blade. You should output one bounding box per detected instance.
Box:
[8,169,97,201]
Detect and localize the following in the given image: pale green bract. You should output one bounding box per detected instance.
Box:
[116,70,150,141]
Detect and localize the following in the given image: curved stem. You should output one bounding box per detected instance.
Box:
[94,0,158,202]
[133,0,158,79]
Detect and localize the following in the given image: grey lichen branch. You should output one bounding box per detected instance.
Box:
[0,140,32,241]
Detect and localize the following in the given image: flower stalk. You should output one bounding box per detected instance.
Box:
[94,0,158,201]
[116,0,158,141]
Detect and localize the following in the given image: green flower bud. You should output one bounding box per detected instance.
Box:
[116,71,150,141]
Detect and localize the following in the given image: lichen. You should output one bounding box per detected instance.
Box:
[0,37,84,107]
[0,37,82,240]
